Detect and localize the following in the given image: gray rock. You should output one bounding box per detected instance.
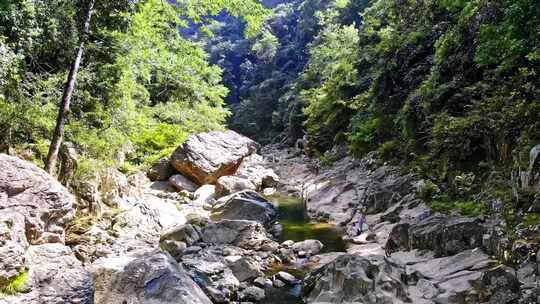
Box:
[229,257,263,282]
[160,240,187,260]
[273,279,286,288]
[194,185,216,205]
[386,215,485,257]
[215,176,256,198]
[517,261,538,285]
[292,240,323,255]
[0,154,76,245]
[169,174,198,192]
[0,212,27,284]
[0,241,25,286]
[234,154,280,190]
[480,265,520,303]
[170,130,260,185]
[147,157,176,181]
[202,220,271,249]
[211,191,278,228]
[239,286,265,302]
[3,244,94,304]
[276,271,297,285]
[181,251,240,301]
[253,277,272,288]
[91,250,212,304]
[160,223,202,247]
[281,240,294,247]
[303,254,411,303]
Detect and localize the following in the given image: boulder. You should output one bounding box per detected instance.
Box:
[480,265,521,303]
[211,191,278,228]
[194,185,216,205]
[303,254,411,303]
[160,240,187,260]
[160,223,203,247]
[292,240,324,255]
[90,250,212,304]
[170,131,260,185]
[169,174,198,192]
[100,169,129,208]
[202,220,273,249]
[386,215,485,257]
[238,286,265,302]
[1,244,94,304]
[181,252,240,303]
[229,257,263,282]
[0,154,76,244]
[235,154,280,190]
[215,176,256,198]
[276,271,297,285]
[147,157,176,181]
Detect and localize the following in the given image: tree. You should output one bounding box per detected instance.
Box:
[45,0,96,174]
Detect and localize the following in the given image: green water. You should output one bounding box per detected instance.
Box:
[271,195,347,253]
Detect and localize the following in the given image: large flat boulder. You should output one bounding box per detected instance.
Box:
[385,215,485,257]
[210,191,278,228]
[0,154,76,245]
[170,131,260,185]
[303,254,411,303]
[90,250,212,304]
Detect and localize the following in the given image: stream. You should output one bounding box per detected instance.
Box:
[261,195,347,304]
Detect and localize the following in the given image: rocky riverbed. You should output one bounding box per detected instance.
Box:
[0,130,539,304]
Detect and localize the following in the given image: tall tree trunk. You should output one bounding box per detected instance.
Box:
[45,0,96,175]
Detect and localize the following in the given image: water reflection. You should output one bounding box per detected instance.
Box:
[261,195,347,304]
[271,195,347,253]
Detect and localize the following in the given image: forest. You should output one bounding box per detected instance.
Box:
[0,0,539,303]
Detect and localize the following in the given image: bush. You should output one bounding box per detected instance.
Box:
[0,269,29,297]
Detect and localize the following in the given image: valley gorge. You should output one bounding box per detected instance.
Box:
[0,130,538,303]
[0,0,539,303]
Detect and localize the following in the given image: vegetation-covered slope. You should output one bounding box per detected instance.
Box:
[212,0,539,220]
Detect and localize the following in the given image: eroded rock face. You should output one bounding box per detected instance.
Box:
[0,212,27,285]
[386,215,486,257]
[90,250,212,304]
[1,244,94,304]
[0,154,76,244]
[211,191,278,229]
[303,254,411,304]
[170,131,260,185]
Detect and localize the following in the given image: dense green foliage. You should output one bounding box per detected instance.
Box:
[211,0,539,217]
[1,0,538,219]
[0,0,270,176]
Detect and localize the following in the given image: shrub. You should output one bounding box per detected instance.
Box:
[0,269,29,297]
